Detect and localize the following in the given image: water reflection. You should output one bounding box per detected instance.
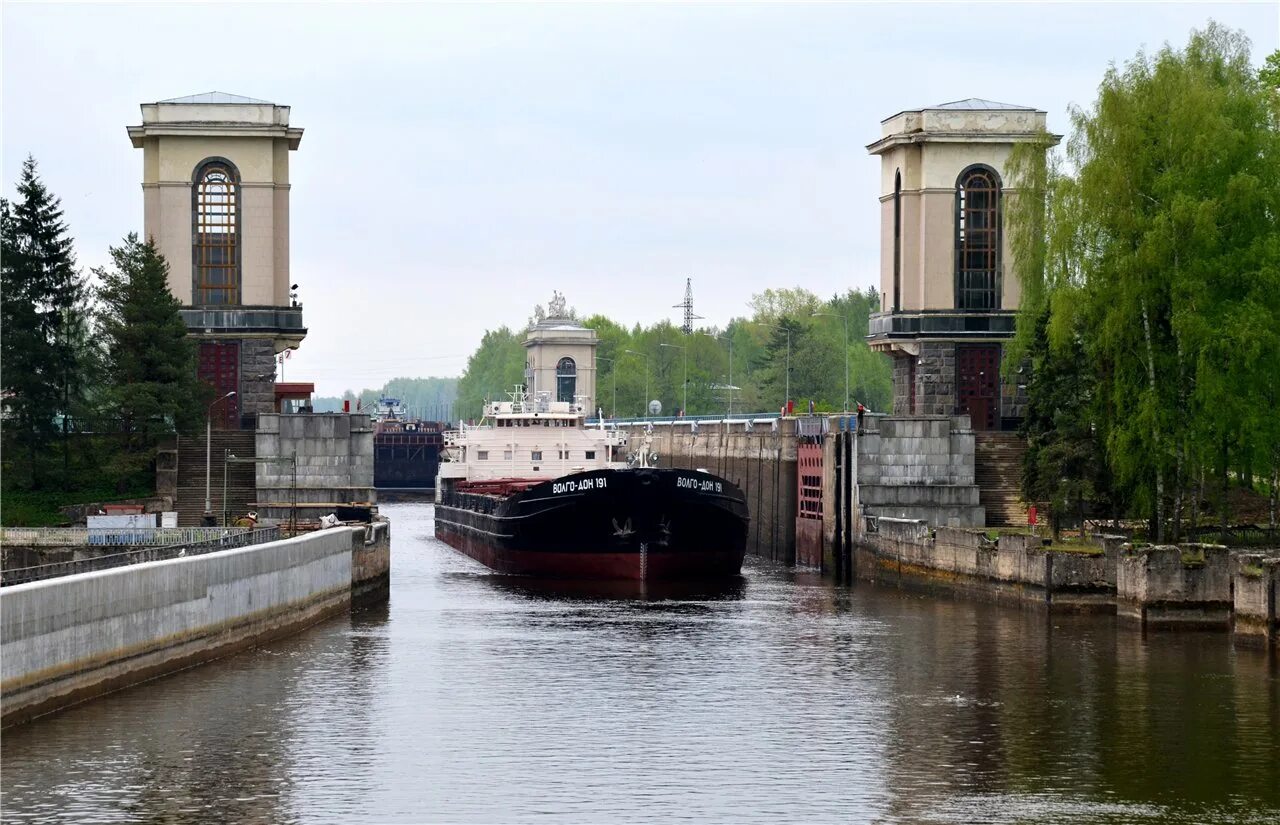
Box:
[1,502,1276,824]
[479,572,748,603]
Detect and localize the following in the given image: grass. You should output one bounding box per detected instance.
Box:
[1051,541,1105,556]
[1241,564,1265,578]
[2,482,153,527]
[1180,548,1206,566]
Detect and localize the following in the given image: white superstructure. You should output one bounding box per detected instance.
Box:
[439,388,629,483]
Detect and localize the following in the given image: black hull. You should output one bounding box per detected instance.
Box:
[435,468,749,580]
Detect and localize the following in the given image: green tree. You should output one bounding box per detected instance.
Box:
[96,234,207,475]
[1,157,91,488]
[1005,24,1280,540]
[1019,311,1110,539]
[454,326,526,420]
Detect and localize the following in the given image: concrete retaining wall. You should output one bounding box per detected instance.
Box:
[1,526,370,728]
[856,518,1114,611]
[1117,544,1233,628]
[1232,555,1279,646]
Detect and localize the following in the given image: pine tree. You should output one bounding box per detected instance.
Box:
[1,157,90,488]
[96,234,206,471]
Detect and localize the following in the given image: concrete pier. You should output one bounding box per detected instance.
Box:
[1,522,390,728]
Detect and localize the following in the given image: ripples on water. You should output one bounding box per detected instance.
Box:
[2,503,1277,824]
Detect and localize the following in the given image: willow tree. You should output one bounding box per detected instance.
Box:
[1006,25,1280,541]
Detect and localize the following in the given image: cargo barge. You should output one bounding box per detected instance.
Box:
[434,388,748,580]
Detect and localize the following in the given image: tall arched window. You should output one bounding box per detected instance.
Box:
[556,357,577,403]
[193,159,240,305]
[955,165,1001,310]
[893,169,902,312]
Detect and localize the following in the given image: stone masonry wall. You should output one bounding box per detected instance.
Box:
[916,342,956,416]
[850,415,983,527]
[239,338,277,419]
[255,413,376,521]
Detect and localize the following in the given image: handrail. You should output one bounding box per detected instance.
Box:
[1,526,253,547]
[2,527,283,586]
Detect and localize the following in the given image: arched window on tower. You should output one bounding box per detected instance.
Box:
[193,159,240,305]
[893,169,902,312]
[556,357,577,403]
[955,165,1001,310]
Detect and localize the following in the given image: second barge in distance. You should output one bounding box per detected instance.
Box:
[435,388,749,580]
[373,397,443,493]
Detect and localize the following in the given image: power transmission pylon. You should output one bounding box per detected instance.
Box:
[673,277,703,335]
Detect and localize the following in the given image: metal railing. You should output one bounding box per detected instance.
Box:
[1,526,249,547]
[2,526,282,587]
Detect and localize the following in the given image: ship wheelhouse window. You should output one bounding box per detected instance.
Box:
[585,451,596,460]
[556,357,577,402]
[503,450,513,460]
[477,451,489,460]
[532,451,543,461]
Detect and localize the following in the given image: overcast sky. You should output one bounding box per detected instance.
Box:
[4,2,1276,396]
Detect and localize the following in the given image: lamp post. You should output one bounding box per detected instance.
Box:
[597,356,618,419]
[204,390,236,525]
[700,332,733,417]
[659,342,687,415]
[624,349,650,417]
[750,322,790,414]
[814,311,849,411]
[222,449,234,527]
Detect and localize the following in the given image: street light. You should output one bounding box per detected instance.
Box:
[750,322,791,414]
[223,449,233,527]
[814,311,849,411]
[624,349,650,418]
[659,342,688,415]
[597,356,618,419]
[204,390,236,525]
[700,332,734,417]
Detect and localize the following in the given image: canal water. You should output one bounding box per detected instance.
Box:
[2,503,1277,824]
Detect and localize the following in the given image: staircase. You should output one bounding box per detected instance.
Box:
[975,432,1029,528]
[175,430,257,526]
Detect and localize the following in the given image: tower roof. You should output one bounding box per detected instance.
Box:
[924,98,1035,111]
[156,92,275,105]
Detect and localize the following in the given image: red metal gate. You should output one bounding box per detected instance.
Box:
[956,344,999,431]
[795,443,823,568]
[198,341,240,429]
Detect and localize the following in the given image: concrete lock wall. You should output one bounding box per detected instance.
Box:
[1,526,368,728]
[619,420,798,564]
[1117,544,1233,628]
[256,413,376,521]
[1232,556,1280,646]
[855,518,1114,611]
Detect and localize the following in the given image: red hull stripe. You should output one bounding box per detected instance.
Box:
[436,523,744,581]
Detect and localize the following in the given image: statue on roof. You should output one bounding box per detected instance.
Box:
[548,291,567,319]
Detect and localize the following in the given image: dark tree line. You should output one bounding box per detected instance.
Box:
[2,157,206,497]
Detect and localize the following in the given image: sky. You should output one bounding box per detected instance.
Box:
[3,1,1277,396]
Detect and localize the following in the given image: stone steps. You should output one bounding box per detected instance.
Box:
[175,431,257,526]
[975,432,1029,528]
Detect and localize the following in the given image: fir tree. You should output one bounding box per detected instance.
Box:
[95,234,206,472]
[1,157,90,488]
